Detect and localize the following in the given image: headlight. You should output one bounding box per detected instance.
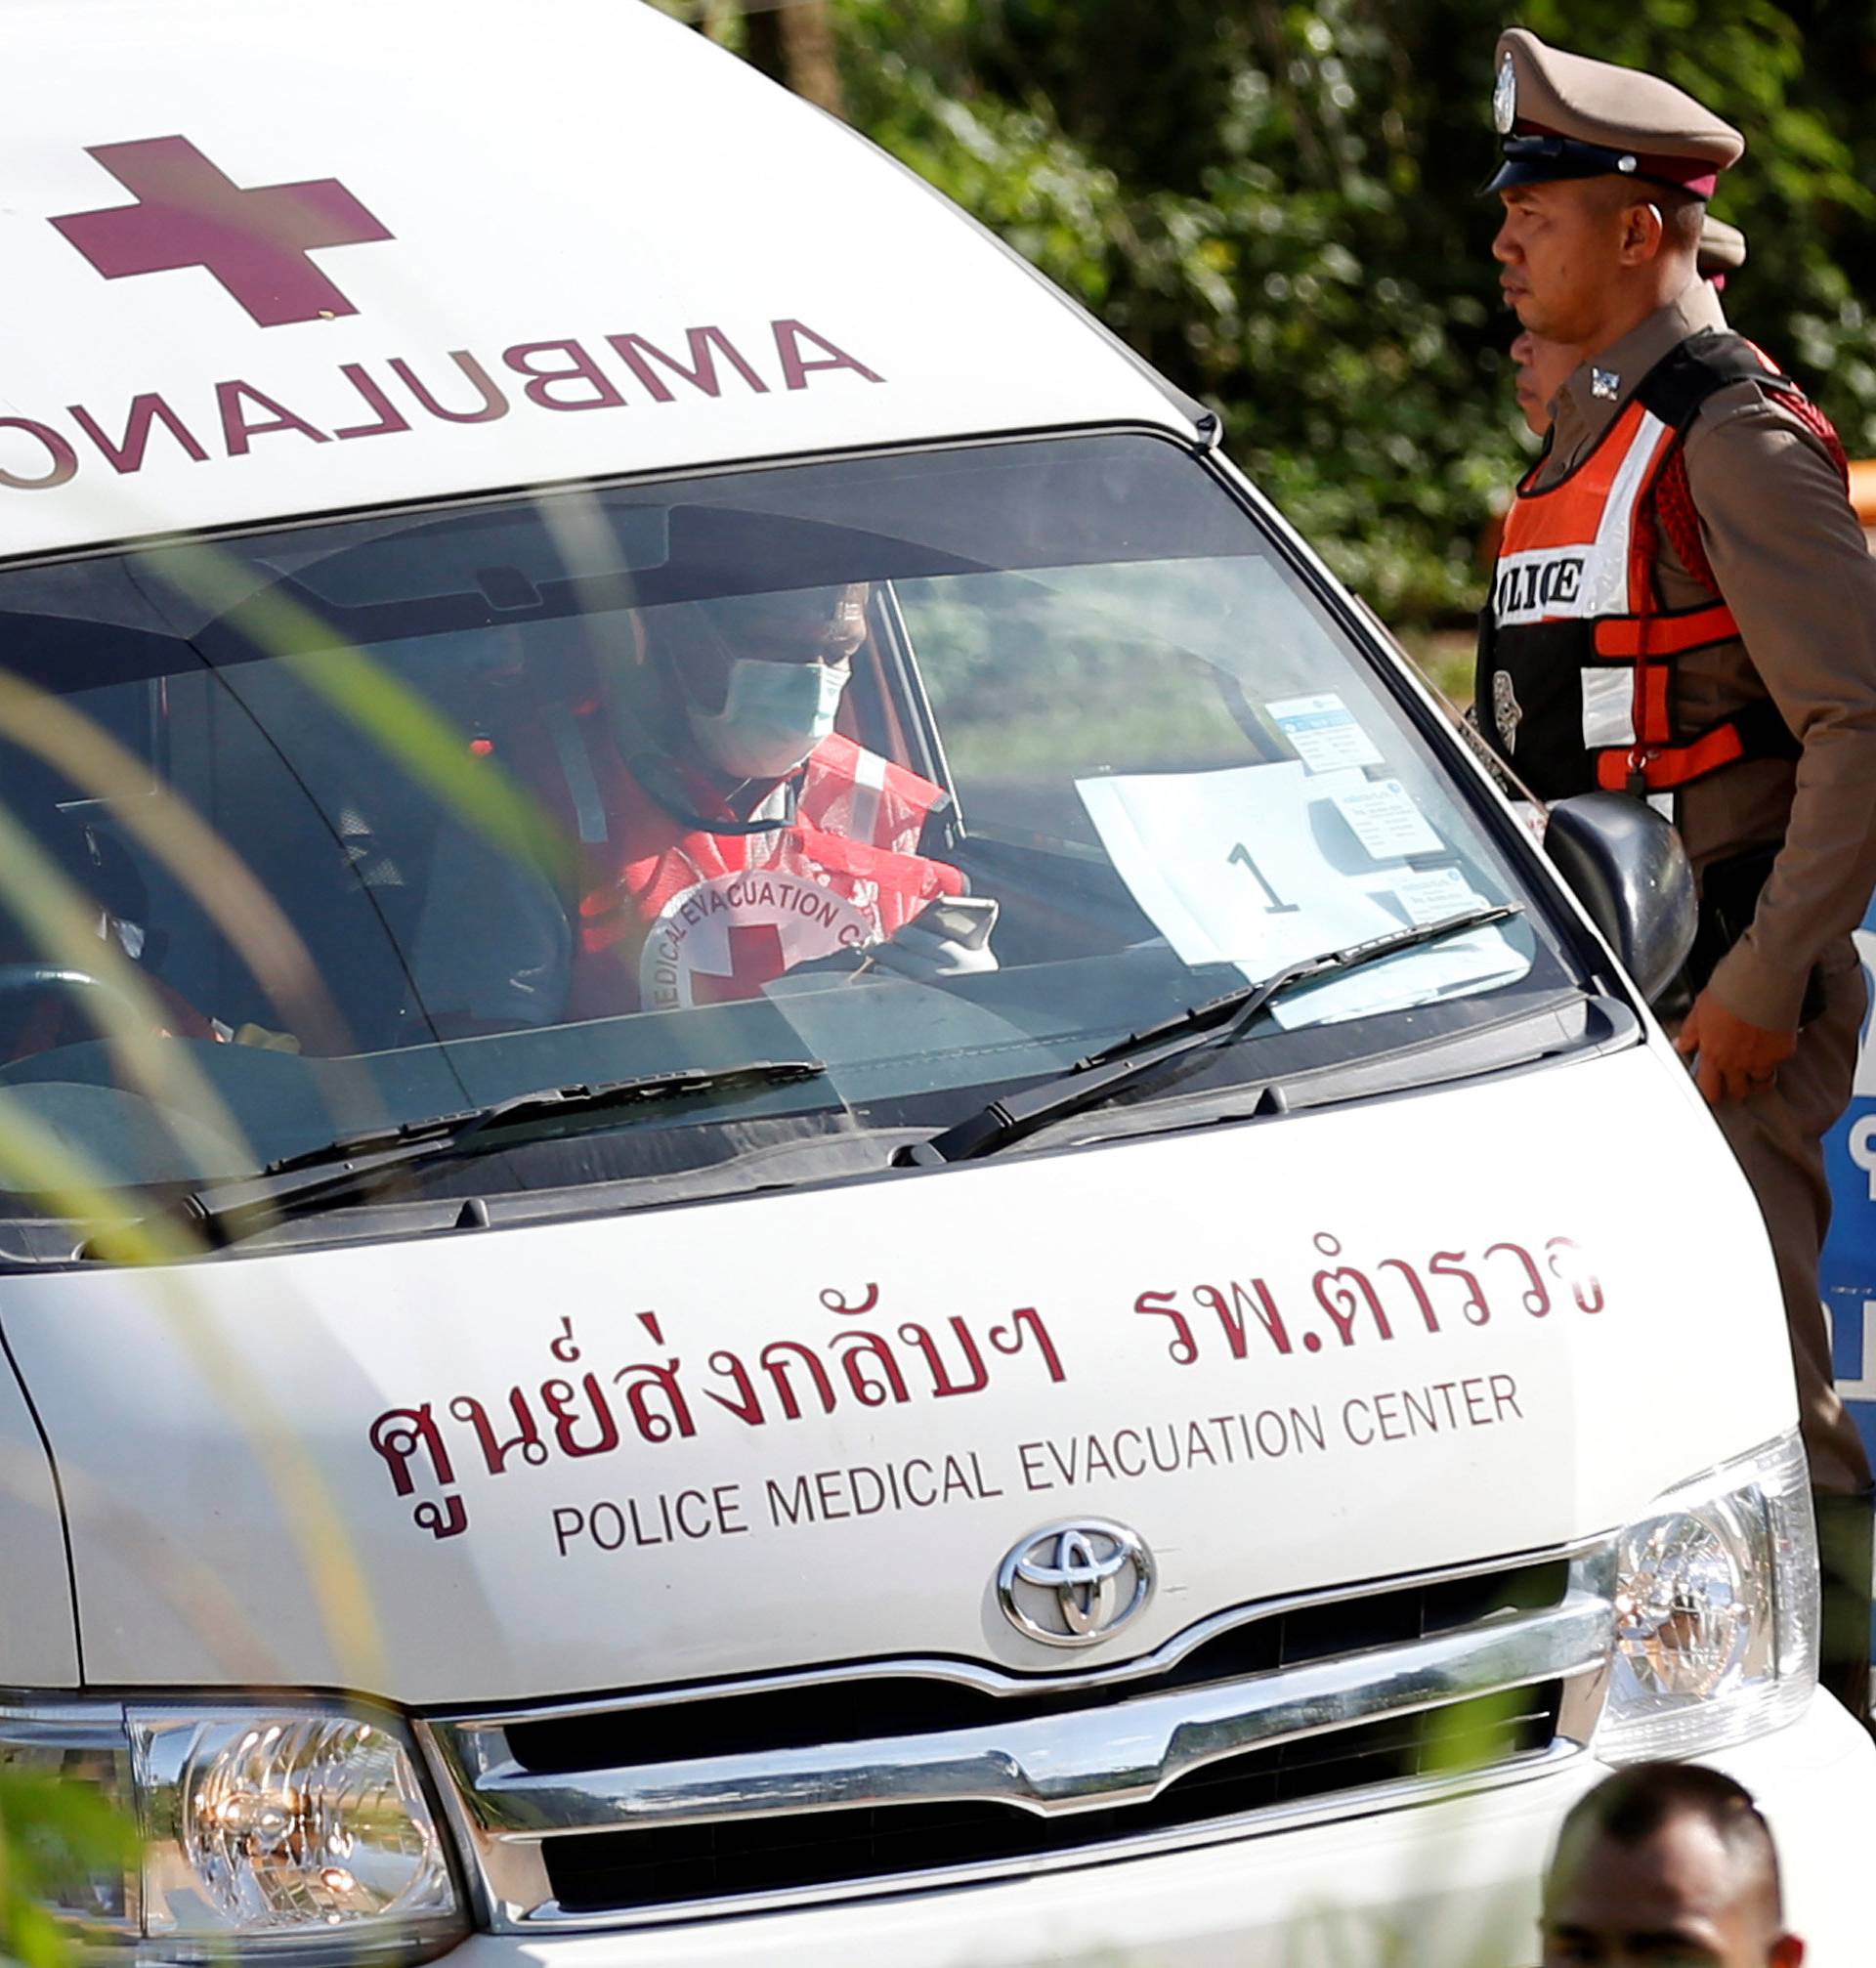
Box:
[0,1698,464,1962]
[1596,1430,1818,1763]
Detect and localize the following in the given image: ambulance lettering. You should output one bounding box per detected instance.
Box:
[4,320,884,493]
[218,380,330,455]
[503,340,628,413]
[641,869,874,1009]
[608,326,773,402]
[68,394,211,473]
[0,420,79,490]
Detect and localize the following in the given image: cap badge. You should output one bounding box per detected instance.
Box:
[1592,368,1622,402]
[1616,154,1638,173]
[1493,55,1517,136]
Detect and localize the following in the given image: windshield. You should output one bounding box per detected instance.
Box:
[0,433,1581,1220]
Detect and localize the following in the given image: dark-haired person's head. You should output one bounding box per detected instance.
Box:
[1541,1764,1803,1966]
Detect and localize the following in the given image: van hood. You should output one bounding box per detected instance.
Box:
[0,0,1180,563]
[0,1041,1791,1705]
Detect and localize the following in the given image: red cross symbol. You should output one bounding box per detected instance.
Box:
[689,924,788,1005]
[50,136,393,327]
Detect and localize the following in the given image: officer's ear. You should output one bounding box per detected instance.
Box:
[1614,195,1666,266]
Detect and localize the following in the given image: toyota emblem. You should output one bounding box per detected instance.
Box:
[996,1519,1155,1648]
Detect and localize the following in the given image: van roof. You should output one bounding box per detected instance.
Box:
[0,0,1191,564]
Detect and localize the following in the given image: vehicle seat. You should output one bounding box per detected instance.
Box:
[400,819,573,1035]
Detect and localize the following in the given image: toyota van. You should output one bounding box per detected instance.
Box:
[0,1,1870,1962]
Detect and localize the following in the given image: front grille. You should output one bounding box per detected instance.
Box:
[544,1683,1563,1915]
[426,1541,1614,1931]
[505,1556,1570,1776]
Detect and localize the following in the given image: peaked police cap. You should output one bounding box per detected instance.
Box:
[1488,29,1743,199]
[1697,214,1747,282]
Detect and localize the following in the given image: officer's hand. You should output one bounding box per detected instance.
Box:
[1673,988,1797,1106]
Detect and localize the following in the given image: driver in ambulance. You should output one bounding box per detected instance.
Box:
[529,581,995,1017]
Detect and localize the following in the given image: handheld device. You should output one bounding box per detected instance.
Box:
[915,894,1000,951]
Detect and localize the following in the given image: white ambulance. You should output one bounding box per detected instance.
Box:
[0,2,1868,1962]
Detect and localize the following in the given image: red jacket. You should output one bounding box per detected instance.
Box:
[521,707,963,1016]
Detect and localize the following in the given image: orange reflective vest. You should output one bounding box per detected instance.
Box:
[1476,331,1837,813]
[522,712,964,1016]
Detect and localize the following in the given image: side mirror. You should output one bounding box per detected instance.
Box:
[1543,791,1697,1005]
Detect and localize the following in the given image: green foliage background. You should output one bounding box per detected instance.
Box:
[776,1,1876,624]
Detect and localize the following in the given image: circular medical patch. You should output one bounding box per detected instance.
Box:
[639,868,876,1010]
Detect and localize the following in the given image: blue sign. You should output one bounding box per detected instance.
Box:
[1819,921,1876,1658]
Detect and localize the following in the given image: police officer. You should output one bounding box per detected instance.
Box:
[1478,29,1876,1717]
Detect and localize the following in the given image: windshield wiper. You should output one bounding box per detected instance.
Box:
[138,1060,829,1251]
[894,906,1521,1166]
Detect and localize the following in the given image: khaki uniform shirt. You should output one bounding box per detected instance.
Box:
[1538,284,1876,1029]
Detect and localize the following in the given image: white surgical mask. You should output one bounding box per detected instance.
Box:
[689,658,848,780]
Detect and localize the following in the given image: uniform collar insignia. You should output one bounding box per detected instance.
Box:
[1591,367,1622,402]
